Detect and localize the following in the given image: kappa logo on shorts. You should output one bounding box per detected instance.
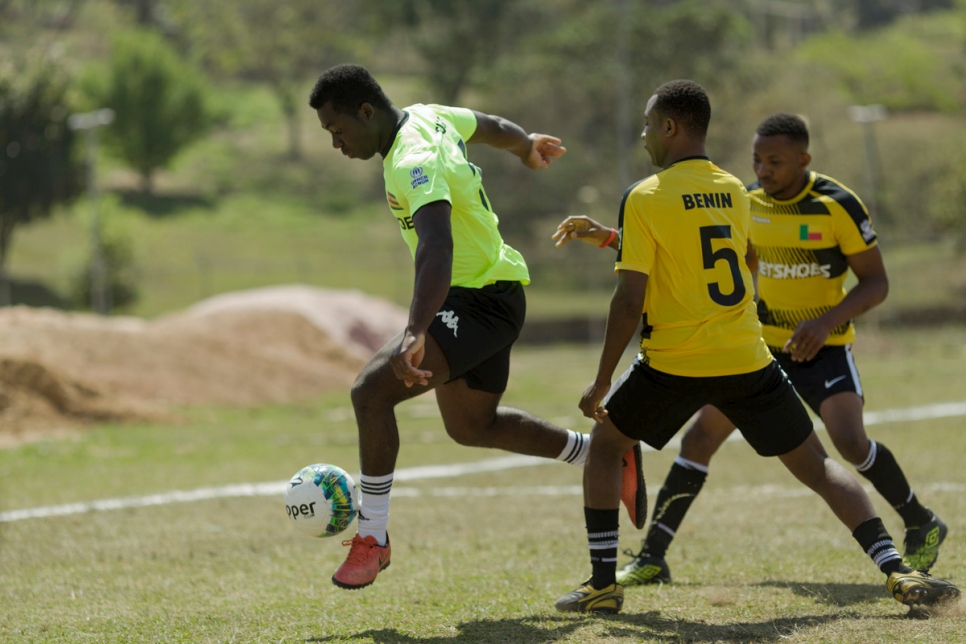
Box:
[437,310,459,337]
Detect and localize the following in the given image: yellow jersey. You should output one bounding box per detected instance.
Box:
[748,171,878,347]
[616,157,772,377]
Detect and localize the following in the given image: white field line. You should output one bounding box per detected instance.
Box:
[3,400,964,524]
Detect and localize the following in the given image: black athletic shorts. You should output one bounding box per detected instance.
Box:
[771,344,864,416]
[427,280,526,394]
[604,358,813,457]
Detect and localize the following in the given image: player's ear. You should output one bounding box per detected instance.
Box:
[664,116,677,137]
[359,102,375,121]
[800,151,812,168]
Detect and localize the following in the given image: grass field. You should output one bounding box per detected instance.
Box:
[2,327,966,643]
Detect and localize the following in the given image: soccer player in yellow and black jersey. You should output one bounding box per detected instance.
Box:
[307,64,645,591]
[612,113,950,592]
[551,83,959,614]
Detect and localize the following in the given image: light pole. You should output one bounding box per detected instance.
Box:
[67,108,114,315]
[847,103,887,221]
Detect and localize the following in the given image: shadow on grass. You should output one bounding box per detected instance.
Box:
[754,580,885,607]
[307,611,857,643]
[115,189,216,217]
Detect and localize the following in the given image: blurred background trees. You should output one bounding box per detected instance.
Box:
[0,0,964,316]
[0,52,83,305]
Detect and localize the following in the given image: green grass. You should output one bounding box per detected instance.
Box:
[3,328,966,642]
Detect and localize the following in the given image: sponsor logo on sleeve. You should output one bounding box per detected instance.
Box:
[860,219,876,242]
[410,166,429,189]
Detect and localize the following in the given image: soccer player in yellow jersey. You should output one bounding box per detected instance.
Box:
[612,113,950,590]
[552,81,959,614]
[307,64,645,590]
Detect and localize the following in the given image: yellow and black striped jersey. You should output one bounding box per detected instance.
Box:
[748,171,878,347]
[615,157,772,377]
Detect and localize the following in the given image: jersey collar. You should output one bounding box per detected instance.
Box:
[769,170,816,205]
[666,155,709,168]
[380,111,410,158]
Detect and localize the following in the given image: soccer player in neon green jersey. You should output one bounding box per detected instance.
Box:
[551,81,959,614]
[608,113,949,587]
[307,63,645,590]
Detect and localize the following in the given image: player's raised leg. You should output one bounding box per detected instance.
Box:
[332,331,451,589]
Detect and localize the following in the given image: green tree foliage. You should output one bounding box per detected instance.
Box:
[0,54,83,284]
[798,25,961,112]
[371,0,516,104]
[167,0,361,160]
[930,148,966,252]
[468,0,755,234]
[87,30,211,194]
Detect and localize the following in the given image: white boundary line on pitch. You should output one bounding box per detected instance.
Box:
[3,400,965,524]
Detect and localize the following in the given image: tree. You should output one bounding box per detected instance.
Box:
[0,54,84,305]
[372,0,517,104]
[86,30,211,194]
[167,0,361,161]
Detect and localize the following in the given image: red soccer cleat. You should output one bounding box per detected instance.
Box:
[331,533,391,589]
[621,443,647,529]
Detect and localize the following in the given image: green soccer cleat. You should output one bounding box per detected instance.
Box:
[903,513,948,572]
[555,579,624,614]
[887,569,961,608]
[616,550,671,586]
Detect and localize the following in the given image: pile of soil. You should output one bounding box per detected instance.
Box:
[0,285,407,447]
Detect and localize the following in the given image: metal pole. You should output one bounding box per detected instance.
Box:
[68,108,114,315]
[847,104,887,222]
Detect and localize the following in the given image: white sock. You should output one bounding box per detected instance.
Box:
[557,430,590,466]
[357,473,392,546]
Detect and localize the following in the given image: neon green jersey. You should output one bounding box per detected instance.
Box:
[382,104,530,289]
[616,158,772,377]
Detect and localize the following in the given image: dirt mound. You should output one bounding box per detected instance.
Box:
[0,286,407,446]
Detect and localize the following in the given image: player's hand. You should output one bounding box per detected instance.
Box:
[523,133,566,169]
[552,215,613,248]
[579,379,610,422]
[390,330,432,387]
[783,318,833,362]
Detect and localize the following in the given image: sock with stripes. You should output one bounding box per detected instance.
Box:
[642,457,708,557]
[556,430,590,467]
[854,440,932,527]
[852,517,909,576]
[585,507,620,589]
[357,473,392,546]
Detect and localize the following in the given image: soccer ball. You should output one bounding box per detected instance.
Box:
[285,463,358,538]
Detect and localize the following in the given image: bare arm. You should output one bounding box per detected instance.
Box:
[580,270,647,420]
[784,245,888,361]
[390,200,453,386]
[468,111,566,169]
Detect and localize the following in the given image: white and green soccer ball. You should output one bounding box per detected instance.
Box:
[285,463,358,538]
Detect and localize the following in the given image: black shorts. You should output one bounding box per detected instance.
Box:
[427,281,526,394]
[604,358,813,457]
[770,344,864,416]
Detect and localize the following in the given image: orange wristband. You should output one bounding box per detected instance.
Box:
[599,228,618,248]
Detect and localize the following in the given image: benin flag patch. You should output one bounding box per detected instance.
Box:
[799,225,822,241]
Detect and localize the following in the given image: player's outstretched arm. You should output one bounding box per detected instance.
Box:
[468,111,566,169]
[552,215,618,250]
